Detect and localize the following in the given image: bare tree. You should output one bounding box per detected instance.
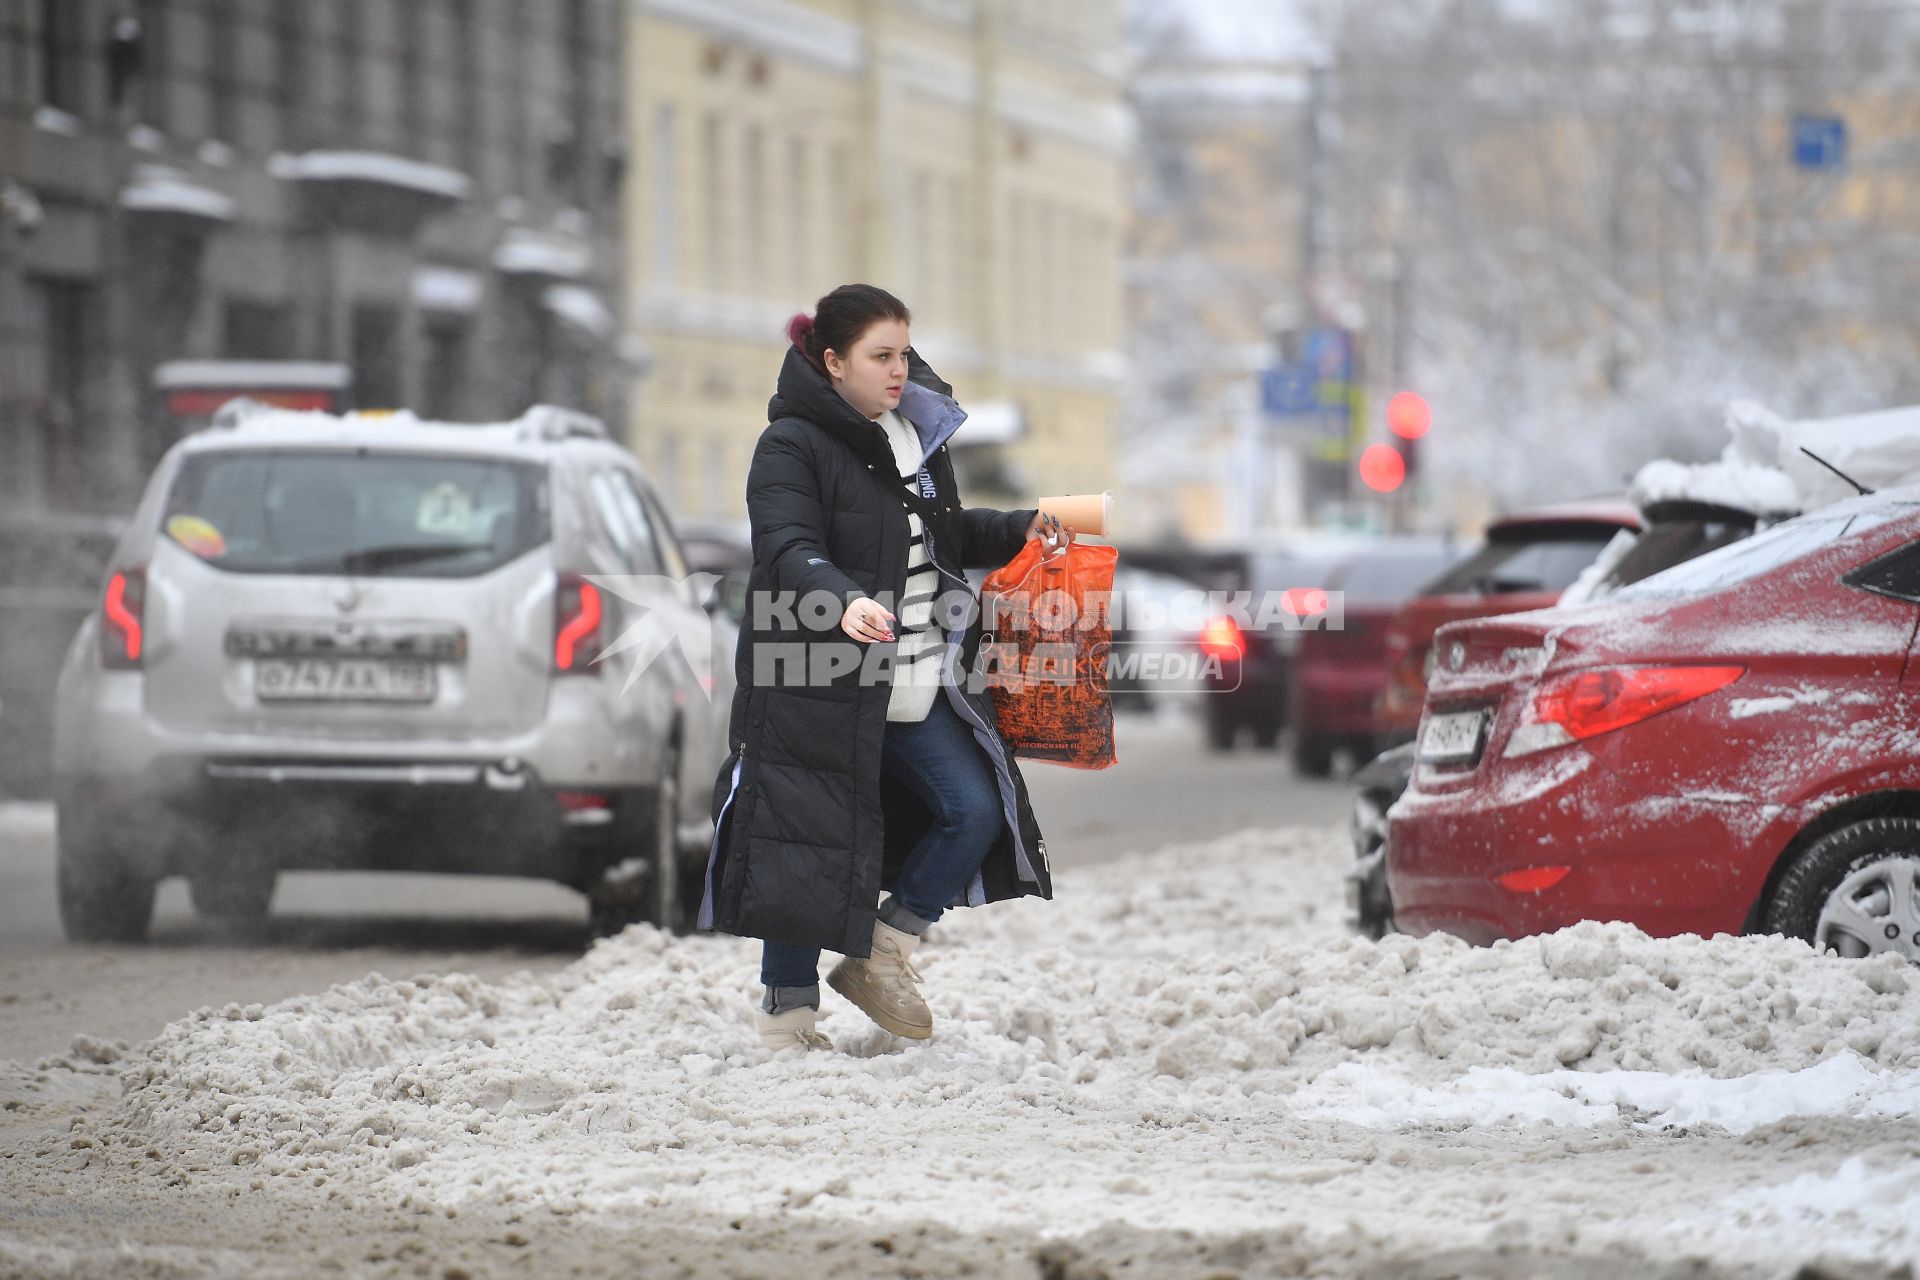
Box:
[1315,0,1920,509]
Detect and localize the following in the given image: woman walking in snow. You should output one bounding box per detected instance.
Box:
[696,283,1071,1051]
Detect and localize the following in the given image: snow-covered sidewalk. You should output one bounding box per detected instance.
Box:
[8,824,1920,1276]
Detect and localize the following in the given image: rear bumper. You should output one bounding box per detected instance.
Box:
[63,759,644,886]
[57,668,660,788]
[1386,750,1774,943]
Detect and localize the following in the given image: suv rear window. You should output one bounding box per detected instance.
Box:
[1419,528,1617,597]
[1338,549,1458,603]
[161,449,550,577]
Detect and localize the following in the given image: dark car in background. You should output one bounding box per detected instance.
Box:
[1197,537,1368,752]
[1289,540,1457,776]
[673,515,753,623]
[0,512,126,799]
[1374,501,1644,750]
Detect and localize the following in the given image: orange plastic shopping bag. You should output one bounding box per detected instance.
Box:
[978,536,1120,769]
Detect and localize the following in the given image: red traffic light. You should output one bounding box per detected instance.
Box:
[1358,444,1406,493]
[1387,391,1431,440]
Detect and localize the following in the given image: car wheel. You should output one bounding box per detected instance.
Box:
[648,761,688,934]
[1293,733,1335,778]
[1765,818,1920,961]
[1251,718,1283,750]
[1205,715,1237,752]
[55,799,156,944]
[189,869,277,920]
[1349,787,1397,939]
[587,755,689,939]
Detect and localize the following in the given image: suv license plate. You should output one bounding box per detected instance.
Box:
[1419,710,1487,764]
[255,658,437,703]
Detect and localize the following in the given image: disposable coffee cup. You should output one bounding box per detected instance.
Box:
[1032,491,1112,536]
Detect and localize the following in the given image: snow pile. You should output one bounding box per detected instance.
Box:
[98,821,1920,1258]
[1292,1049,1920,1134]
[1630,397,1920,517]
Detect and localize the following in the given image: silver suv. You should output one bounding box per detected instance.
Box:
[52,402,735,942]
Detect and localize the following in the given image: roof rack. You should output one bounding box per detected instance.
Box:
[515,404,609,444]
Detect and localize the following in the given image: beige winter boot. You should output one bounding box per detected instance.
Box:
[755,1004,833,1052]
[827,920,932,1039]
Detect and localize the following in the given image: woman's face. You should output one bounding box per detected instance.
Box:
[824,319,910,419]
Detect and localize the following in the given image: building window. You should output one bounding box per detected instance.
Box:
[655,433,680,508]
[947,173,968,332]
[450,0,481,173]
[207,0,238,141]
[703,439,727,514]
[273,3,309,149]
[505,2,529,191]
[651,105,678,286]
[337,0,365,143]
[422,319,469,420]
[742,125,765,294]
[398,0,425,145]
[825,143,849,281]
[38,0,82,115]
[125,1,169,127]
[23,278,98,510]
[564,0,593,205]
[702,112,726,293]
[787,137,810,300]
[222,300,295,360]
[350,304,403,409]
[900,170,927,312]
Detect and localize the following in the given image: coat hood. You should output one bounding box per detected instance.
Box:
[767,343,969,472]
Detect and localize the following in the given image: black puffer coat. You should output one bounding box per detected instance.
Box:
[697,343,1052,957]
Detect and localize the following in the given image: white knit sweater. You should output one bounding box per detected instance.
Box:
[877,408,945,722]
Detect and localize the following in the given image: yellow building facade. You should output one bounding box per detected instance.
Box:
[622,0,1128,524]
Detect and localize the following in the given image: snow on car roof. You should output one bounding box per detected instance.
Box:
[173,404,615,460]
[1631,399,1920,518]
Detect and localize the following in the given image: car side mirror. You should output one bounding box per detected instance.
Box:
[704,571,749,624]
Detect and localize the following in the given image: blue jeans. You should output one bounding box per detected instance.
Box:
[760,692,1003,996]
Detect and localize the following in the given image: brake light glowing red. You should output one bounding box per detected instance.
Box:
[554,573,603,673]
[1279,587,1328,617]
[1199,616,1245,660]
[1495,866,1571,894]
[100,568,146,668]
[1531,665,1744,742]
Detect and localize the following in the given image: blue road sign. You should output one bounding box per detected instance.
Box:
[1793,115,1846,170]
[1261,365,1319,417]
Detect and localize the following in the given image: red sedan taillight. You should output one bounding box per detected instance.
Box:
[99,566,147,669]
[553,572,604,674]
[1505,664,1745,757]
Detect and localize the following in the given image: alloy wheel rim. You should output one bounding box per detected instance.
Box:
[1816,856,1920,961]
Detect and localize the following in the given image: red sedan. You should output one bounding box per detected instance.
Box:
[1388,491,1920,959]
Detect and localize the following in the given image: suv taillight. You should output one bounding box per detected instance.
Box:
[554,572,603,674]
[100,566,146,669]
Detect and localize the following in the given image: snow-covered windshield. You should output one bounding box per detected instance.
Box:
[1612,506,1911,600]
